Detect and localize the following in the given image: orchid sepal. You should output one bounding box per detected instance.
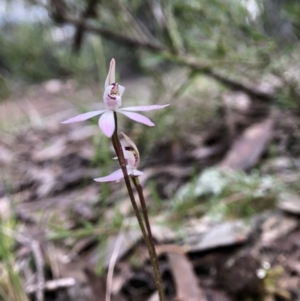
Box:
[104,58,115,88]
[120,104,169,112]
[61,110,105,124]
[94,167,143,183]
[117,110,155,126]
[94,169,124,182]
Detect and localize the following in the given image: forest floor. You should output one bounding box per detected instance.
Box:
[1,73,300,301]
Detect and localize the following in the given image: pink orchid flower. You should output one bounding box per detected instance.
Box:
[61,58,169,137]
[94,133,143,182]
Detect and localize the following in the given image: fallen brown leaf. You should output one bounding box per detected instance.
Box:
[167,250,206,301]
[220,117,274,170]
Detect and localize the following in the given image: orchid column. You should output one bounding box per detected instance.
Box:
[62,59,168,301]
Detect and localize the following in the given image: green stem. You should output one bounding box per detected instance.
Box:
[111,112,165,301]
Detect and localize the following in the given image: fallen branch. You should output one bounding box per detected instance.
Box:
[25,278,76,294]
[30,241,45,301]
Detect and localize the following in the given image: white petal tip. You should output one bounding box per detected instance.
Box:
[104,132,114,138]
[93,177,115,183]
[61,119,73,124]
[132,170,143,176]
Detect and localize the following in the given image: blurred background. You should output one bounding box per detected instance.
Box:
[1,0,300,301]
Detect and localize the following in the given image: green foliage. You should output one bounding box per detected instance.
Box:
[0,200,28,301]
[0,22,106,86]
[172,168,285,220]
[0,23,61,83]
[148,181,163,212]
[0,75,11,101]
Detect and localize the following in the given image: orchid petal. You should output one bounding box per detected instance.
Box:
[132,169,143,176]
[94,169,123,182]
[61,110,105,124]
[105,58,115,88]
[120,104,169,112]
[117,111,154,126]
[99,111,115,137]
[118,85,125,96]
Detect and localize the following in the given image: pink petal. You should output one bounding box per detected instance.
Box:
[61,110,105,124]
[118,85,125,96]
[120,104,169,112]
[94,169,124,182]
[132,169,143,176]
[118,111,154,126]
[99,111,115,137]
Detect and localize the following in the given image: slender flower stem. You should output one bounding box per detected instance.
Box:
[111,112,165,301]
[131,176,165,301]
